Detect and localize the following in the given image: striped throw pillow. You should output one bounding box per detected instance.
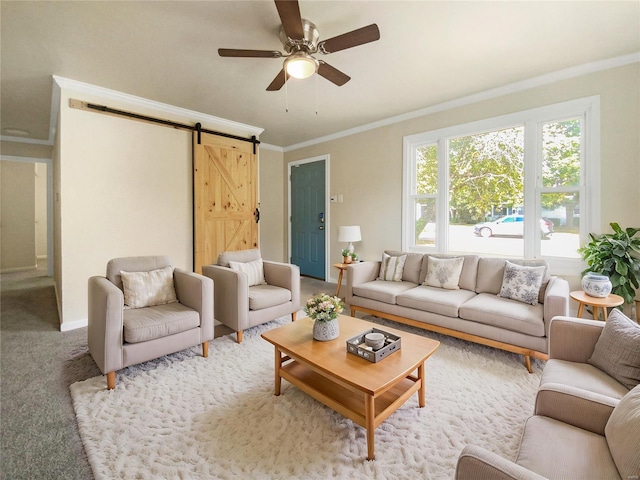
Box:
[378,253,407,282]
[229,258,266,286]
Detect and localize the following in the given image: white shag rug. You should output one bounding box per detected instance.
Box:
[71,315,543,480]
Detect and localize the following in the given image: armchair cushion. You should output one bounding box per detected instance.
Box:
[120,266,177,309]
[248,284,292,310]
[605,385,640,479]
[588,309,640,390]
[229,258,266,286]
[123,303,200,343]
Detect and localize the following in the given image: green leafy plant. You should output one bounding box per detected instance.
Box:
[341,247,351,257]
[578,223,640,304]
[304,294,344,322]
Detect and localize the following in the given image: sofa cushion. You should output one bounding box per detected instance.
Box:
[605,385,640,479]
[120,266,178,309]
[499,261,546,306]
[541,359,630,401]
[476,258,549,301]
[352,280,417,305]
[459,293,545,337]
[420,254,479,291]
[588,309,640,390]
[229,258,266,286]
[248,284,291,310]
[378,253,406,281]
[384,250,424,284]
[516,416,618,479]
[424,256,464,290]
[397,286,476,318]
[217,248,261,267]
[123,302,200,343]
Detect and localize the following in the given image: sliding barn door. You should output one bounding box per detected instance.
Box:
[193,132,258,273]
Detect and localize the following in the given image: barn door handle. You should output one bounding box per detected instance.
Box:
[255,208,260,223]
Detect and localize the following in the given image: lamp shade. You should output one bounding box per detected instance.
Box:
[338,226,362,243]
[284,52,319,79]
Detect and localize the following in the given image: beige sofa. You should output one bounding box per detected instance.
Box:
[346,251,570,371]
[455,315,640,479]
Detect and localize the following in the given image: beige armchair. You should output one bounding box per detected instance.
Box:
[88,256,214,389]
[202,249,299,343]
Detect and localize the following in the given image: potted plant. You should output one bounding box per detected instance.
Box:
[342,248,353,264]
[578,222,640,305]
[304,293,344,341]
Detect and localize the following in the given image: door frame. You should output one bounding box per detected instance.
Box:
[288,154,330,281]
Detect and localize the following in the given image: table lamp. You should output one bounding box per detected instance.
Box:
[338,225,362,254]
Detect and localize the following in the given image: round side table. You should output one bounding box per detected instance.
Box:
[570,290,624,321]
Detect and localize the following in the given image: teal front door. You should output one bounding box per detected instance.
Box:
[291,160,326,279]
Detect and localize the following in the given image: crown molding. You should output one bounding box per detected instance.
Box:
[283,52,640,152]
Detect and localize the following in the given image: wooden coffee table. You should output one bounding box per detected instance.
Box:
[261,315,439,460]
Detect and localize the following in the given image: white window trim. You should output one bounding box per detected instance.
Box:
[402,96,600,276]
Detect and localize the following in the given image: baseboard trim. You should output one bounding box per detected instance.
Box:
[60,318,88,332]
[0,265,37,274]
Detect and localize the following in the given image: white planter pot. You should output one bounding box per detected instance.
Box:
[582,272,612,298]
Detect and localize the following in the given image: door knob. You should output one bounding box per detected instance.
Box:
[319,226,324,230]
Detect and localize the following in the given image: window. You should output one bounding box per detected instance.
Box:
[403,97,599,274]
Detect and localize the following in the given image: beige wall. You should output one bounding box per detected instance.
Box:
[35,163,47,259]
[0,160,36,271]
[258,147,286,262]
[284,63,640,287]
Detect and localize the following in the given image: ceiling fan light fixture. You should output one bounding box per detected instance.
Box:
[284,52,318,79]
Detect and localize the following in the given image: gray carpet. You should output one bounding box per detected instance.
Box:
[0,267,336,480]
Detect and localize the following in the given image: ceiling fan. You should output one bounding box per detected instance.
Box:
[218,0,380,91]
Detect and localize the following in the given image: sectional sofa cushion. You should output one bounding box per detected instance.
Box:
[397,286,476,318]
[588,309,640,390]
[352,280,417,305]
[459,293,545,336]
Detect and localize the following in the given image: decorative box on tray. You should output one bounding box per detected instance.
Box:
[346,328,401,363]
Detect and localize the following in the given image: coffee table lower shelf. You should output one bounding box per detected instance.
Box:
[278,358,422,460]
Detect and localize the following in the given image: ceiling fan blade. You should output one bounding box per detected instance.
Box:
[317,61,350,86]
[274,0,304,40]
[218,48,282,58]
[318,24,380,54]
[266,69,288,91]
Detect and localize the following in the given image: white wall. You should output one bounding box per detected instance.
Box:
[0,160,36,271]
[258,147,286,262]
[284,63,640,288]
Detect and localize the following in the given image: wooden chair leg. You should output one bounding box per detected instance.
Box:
[524,356,532,373]
[202,341,209,358]
[291,312,297,322]
[106,371,115,390]
[236,330,243,343]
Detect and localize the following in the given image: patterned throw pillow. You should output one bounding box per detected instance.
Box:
[589,310,640,390]
[378,253,407,282]
[229,258,266,286]
[498,260,545,306]
[120,266,177,309]
[423,256,464,290]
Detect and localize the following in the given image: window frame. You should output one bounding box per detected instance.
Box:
[402,96,600,275]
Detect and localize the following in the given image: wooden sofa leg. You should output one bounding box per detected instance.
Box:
[202,341,209,358]
[236,330,243,343]
[291,312,297,322]
[106,371,115,390]
[524,356,532,373]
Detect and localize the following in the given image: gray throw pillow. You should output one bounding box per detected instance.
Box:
[588,309,640,390]
[605,385,640,479]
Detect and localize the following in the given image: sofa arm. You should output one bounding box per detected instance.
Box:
[263,261,300,310]
[87,276,125,374]
[543,277,569,330]
[455,445,547,480]
[174,269,214,343]
[534,383,616,435]
[345,261,380,303]
[202,265,248,332]
[548,316,604,362]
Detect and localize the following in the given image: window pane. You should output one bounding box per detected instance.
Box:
[415,197,436,246]
[541,192,580,258]
[416,144,437,195]
[448,126,524,256]
[542,119,581,188]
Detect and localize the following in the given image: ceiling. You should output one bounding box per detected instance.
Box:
[1,1,639,149]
